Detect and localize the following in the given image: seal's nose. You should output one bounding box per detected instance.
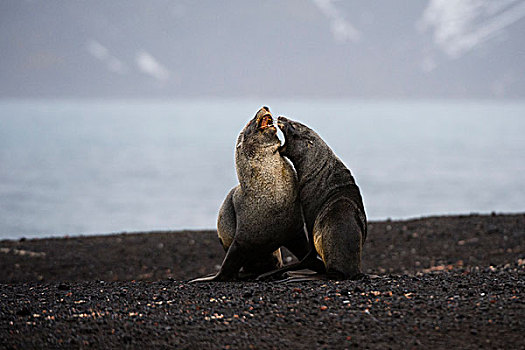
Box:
[277,116,286,128]
[256,106,272,120]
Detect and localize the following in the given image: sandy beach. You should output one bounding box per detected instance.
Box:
[1,213,524,348]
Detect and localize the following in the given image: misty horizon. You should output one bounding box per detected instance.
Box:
[1,0,525,100]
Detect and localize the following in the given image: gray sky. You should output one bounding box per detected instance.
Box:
[1,0,524,99]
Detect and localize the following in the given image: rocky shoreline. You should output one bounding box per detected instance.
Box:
[1,213,524,349]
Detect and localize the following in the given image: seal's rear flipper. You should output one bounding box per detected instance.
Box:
[278,270,328,283]
[257,249,326,281]
[278,271,373,283]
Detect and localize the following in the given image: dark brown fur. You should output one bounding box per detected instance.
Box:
[275,116,367,279]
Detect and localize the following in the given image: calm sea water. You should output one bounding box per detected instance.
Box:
[0,99,524,239]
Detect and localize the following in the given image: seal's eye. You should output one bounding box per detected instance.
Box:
[259,115,273,129]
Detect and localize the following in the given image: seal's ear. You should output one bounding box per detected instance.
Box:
[236,131,244,149]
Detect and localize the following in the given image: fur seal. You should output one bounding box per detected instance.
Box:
[265,116,367,280]
[190,107,310,282]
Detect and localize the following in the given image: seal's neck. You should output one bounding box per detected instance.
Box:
[235,146,281,190]
[286,140,329,185]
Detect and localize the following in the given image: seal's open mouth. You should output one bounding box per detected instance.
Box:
[258,114,274,130]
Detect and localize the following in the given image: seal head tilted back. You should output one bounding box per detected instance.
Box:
[276,115,367,279]
[190,107,309,282]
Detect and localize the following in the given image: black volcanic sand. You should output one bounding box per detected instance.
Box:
[1,213,524,349]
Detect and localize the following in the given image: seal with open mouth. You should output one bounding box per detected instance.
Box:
[261,116,367,280]
[190,107,310,282]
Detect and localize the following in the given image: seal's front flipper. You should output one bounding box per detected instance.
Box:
[189,239,246,283]
[188,274,223,283]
